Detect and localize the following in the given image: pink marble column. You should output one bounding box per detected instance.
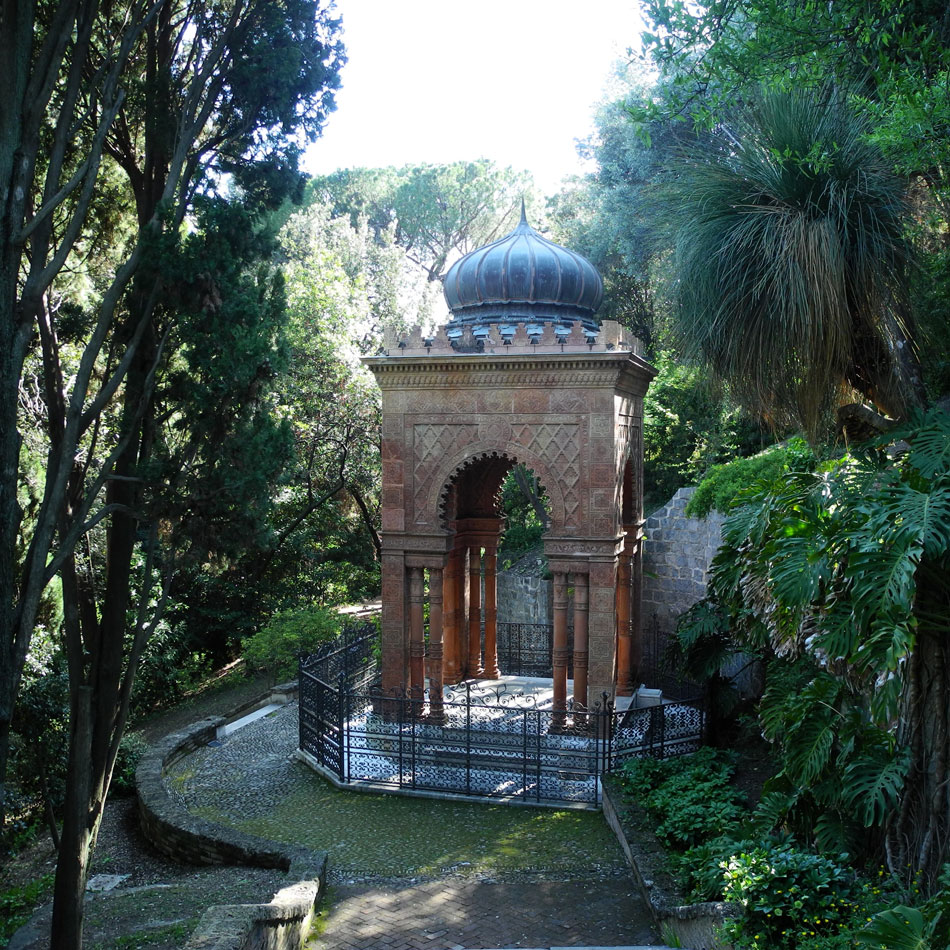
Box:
[443,544,462,683]
[408,566,425,710]
[482,541,500,678]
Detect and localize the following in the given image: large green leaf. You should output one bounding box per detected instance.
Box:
[889,408,950,480]
[856,906,941,950]
[848,543,920,625]
[843,746,910,827]
[767,534,830,606]
[865,481,950,558]
[786,713,836,786]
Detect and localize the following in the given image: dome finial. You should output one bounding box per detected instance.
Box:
[519,197,528,225]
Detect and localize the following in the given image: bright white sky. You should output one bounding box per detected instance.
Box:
[304,0,645,196]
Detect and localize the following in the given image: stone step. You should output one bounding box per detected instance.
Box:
[216,702,282,738]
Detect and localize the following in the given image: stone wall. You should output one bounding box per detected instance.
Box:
[185,870,324,950]
[136,686,316,870]
[641,487,726,671]
[497,570,551,624]
[601,780,736,950]
[136,687,329,949]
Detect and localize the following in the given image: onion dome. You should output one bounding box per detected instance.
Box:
[442,202,603,331]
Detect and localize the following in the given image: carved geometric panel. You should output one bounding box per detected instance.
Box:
[510,422,581,526]
[413,424,478,520]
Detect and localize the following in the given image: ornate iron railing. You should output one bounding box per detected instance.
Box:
[299,620,379,690]
[298,628,705,808]
[495,622,574,677]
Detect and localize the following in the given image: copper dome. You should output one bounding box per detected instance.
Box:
[442,204,603,330]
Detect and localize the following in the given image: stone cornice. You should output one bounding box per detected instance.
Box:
[365,350,655,392]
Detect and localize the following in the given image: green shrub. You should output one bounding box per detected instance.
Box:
[243,606,342,681]
[856,863,950,950]
[110,732,148,797]
[721,844,857,949]
[675,833,746,901]
[619,748,748,849]
[0,874,54,944]
[685,438,815,517]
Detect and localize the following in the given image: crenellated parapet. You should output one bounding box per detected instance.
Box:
[381,318,642,357]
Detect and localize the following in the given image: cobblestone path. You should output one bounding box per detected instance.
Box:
[167,702,659,949]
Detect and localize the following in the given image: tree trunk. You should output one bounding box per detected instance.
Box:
[888,622,950,894]
[50,685,95,946]
[513,465,549,530]
[0,257,30,830]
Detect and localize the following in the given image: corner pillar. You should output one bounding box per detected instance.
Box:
[380,553,408,693]
[427,566,444,722]
[631,526,644,685]
[408,566,425,710]
[615,526,636,695]
[552,569,570,727]
[572,571,589,719]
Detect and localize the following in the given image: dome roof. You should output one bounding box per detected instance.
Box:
[442,204,603,329]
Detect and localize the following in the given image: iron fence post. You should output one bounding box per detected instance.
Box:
[337,672,346,782]
[522,707,528,800]
[298,656,304,755]
[410,688,417,788]
[535,708,542,803]
[465,681,472,796]
[398,686,405,788]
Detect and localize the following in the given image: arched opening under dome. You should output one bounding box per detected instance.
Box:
[437,454,560,683]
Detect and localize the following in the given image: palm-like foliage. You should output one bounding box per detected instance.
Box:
[709,409,950,885]
[666,88,923,436]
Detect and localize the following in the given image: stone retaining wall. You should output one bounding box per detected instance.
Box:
[136,686,315,869]
[184,866,324,950]
[642,487,726,670]
[601,780,736,950]
[497,570,551,624]
[135,686,328,950]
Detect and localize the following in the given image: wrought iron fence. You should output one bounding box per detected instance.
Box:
[299,620,379,690]
[299,631,705,807]
[495,622,573,677]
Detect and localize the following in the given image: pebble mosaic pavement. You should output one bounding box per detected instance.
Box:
[166,702,660,949]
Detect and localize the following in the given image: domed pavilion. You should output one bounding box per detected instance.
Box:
[364,206,656,722]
